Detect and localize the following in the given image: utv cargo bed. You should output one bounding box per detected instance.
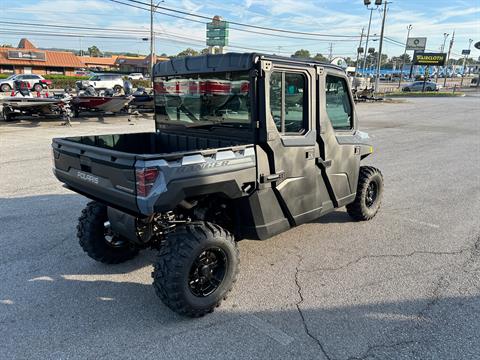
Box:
[52,130,256,215]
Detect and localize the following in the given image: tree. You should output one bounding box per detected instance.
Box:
[88,45,101,57]
[313,53,328,62]
[365,52,388,69]
[175,48,200,58]
[1,44,13,48]
[291,49,311,59]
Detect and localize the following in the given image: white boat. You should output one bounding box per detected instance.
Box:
[1,95,71,121]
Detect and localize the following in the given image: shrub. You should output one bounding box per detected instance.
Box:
[48,76,88,89]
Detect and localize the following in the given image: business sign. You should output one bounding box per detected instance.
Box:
[413,52,446,66]
[8,50,46,61]
[475,41,480,50]
[206,15,229,47]
[406,37,427,51]
[331,57,348,69]
[462,49,471,55]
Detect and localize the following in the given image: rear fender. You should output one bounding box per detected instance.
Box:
[136,146,257,214]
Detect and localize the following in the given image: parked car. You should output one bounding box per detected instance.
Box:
[128,73,144,80]
[0,74,52,92]
[402,81,440,92]
[76,74,124,92]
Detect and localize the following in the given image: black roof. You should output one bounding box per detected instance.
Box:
[154,52,343,77]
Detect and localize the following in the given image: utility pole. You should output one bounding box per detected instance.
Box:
[436,32,449,84]
[354,27,365,87]
[374,1,388,93]
[362,7,374,77]
[150,0,155,86]
[328,42,333,61]
[398,24,412,88]
[460,38,473,87]
[443,30,455,87]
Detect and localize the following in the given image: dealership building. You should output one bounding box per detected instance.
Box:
[0,38,83,75]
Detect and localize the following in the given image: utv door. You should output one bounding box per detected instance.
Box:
[261,62,332,225]
[317,68,360,206]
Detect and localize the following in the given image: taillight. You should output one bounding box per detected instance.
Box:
[136,167,159,197]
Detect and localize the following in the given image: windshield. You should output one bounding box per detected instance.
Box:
[154,71,251,128]
[6,74,17,80]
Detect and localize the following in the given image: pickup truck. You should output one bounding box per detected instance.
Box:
[52,53,383,317]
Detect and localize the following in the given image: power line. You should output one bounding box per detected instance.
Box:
[112,0,358,42]
[120,0,362,38]
[0,20,294,54]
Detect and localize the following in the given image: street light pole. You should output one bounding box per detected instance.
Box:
[460,38,473,87]
[374,1,388,93]
[399,24,412,88]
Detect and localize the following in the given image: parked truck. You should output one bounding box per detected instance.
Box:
[52,53,384,317]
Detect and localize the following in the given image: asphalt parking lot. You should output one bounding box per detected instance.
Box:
[1,96,479,360]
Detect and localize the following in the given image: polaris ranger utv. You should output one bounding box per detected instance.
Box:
[52,53,383,317]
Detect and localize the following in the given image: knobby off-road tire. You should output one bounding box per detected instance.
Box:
[77,201,139,264]
[152,222,239,317]
[346,166,384,221]
[2,107,14,122]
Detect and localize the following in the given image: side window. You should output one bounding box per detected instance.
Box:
[269,72,282,131]
[325,75,353,130]
[269,71,307,134]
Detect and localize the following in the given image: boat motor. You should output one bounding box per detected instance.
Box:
[124,80,133,95]
[13,79,31,97]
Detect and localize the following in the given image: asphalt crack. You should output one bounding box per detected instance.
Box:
[343,233,480,360]
[303,248,470,274]
[345,340,416,360]
[294,256,332,360]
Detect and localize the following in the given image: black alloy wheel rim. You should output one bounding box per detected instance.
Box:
[365,181,378,208]
[103,223,126,248]
[188,248,227,297]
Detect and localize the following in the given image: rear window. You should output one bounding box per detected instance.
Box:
[154,71,251,128]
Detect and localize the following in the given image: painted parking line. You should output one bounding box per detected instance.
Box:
[403,218,440,229]
[242,314,294,346]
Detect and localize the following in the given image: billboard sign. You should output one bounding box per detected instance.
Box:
[206,15,229,47]
[461,49,471,55]
[7,51,46,61]
[406,37,427,51]
[413,52,446,66]
[475,41,480,50]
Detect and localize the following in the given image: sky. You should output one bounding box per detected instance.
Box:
[0,0,479,60]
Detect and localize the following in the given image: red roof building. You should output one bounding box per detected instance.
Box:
[0,38,83,75]
[79,55,119,70]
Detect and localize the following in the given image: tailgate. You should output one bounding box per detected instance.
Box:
[52,138,139,214]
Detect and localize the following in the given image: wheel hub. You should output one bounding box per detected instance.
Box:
[189,248,227,297]
[365,181,378,208]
